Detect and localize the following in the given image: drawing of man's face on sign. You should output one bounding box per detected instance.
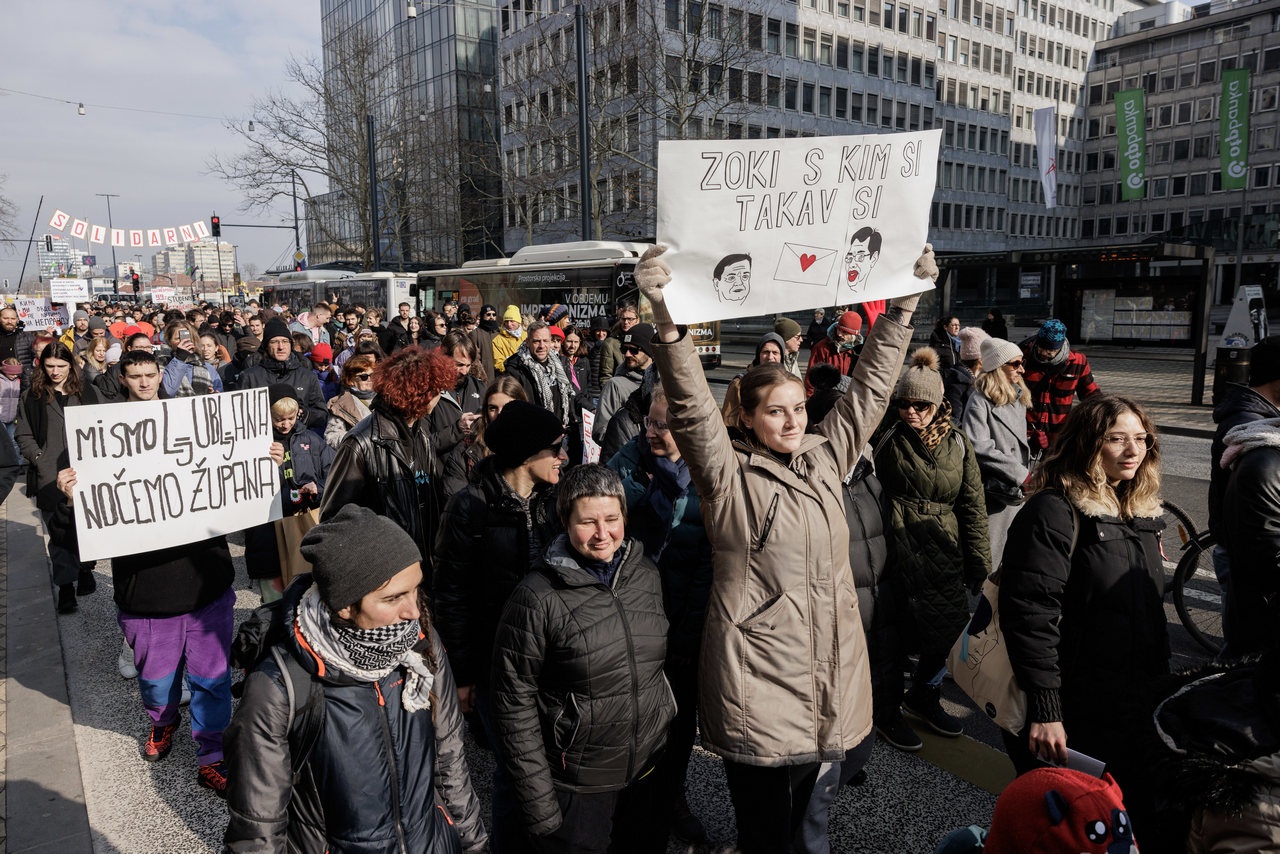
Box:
[842,226,882,296]
[713,253,752,303]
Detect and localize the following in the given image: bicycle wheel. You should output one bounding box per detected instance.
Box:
[1159,500,1197,580]
[1173,539,1224,656]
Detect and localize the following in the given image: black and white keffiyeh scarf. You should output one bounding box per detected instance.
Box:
[295,585,434,712]
[510,346,573,427]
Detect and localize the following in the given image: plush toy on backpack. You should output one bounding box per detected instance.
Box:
[935,767,1139,853]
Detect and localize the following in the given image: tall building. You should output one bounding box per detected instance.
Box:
[35,234,83,279]
[308,0,503,268]
[152,246,189,277]
[185,240,238,287]
[1081,0,1280,307]
[495,0,1149,276]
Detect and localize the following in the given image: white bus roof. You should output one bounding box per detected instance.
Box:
[277,269,359,283]
[423,241,653,277]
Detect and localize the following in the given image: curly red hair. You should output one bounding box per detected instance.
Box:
[373,346,456,422]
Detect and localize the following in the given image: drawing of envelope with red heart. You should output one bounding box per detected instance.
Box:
[774,243,837,286]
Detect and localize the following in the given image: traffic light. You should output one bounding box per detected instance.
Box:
[211,215,221,237]
[131,269,140,294]
[45,235,53,252]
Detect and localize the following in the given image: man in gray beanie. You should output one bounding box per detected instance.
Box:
[774,317,805,379]
[225,503,488,853]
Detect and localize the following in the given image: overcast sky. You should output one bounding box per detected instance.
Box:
[0,0,320,287]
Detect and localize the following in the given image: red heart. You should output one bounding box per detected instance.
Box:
[799,253,817,272]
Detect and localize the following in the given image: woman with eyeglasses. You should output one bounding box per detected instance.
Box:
[634,244,940,853]
[998,395,1168,834]
[870,347,990,752]
[324,354,378,450]
[961,337,1031,565]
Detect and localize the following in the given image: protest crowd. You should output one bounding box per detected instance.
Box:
[11,244,1280,854]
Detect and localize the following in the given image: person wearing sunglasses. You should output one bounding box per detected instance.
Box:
[962,337,1032,565]
[323,354,378,450]
[634,242,940,853]
[999,395,1171,848]
[870,347,991,753]
[433,400,565,851]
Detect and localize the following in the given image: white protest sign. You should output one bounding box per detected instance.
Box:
[64,388,282,561]
[12,297,69,331]
[656,130,941,323]
[50,277,91,302]
[581,408,601,464]
[152,287,176,304]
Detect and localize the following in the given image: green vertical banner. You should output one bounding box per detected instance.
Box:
[1221,68,1251,190]
[1114,88,1147,200]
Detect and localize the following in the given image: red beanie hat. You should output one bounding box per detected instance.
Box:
[308,342,334,363]
[985,769,1136,854]
[837,310,862,335]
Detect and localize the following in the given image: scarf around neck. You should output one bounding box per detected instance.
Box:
[295,585,434,713]
[511,347,573,427]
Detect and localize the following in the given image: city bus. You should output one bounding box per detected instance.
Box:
[417,241,721,367]
[260,270,417,321]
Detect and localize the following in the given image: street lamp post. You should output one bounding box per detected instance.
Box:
[575,3,592,241]
[97,193,120,289]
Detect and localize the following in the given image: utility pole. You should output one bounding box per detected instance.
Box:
[575,3,592,241]
[292,170,302,261]
[97,193,120,288]
[213,211,226,295]
[367,115,382,271]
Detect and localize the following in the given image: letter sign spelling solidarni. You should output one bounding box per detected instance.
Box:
[63,388,282,562]
[655,129,941,324]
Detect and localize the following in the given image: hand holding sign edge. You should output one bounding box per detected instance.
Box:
[636,245,680,344]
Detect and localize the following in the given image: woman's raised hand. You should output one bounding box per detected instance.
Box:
[914,244,939,283]
[636,245,679,341]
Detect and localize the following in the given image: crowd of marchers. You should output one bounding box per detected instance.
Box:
[7,256,1280,854]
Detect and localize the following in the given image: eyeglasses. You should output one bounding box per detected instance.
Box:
[482,311,497,318]
[1103,433,1155,450]
[895,399,935,412]
[353,372,373,381]
[845,251,874,263]
[643,416,670,433]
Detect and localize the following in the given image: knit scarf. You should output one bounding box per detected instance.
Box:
[350,387,377,401]
[174,351,214,397]
[1221,416,1280,470]
[510,346,573,427]
[295,585,434,713]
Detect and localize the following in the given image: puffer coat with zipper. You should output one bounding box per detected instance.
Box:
[490,535,675,838]
[651,315,912,766]
[872,411,991,657]
[223,580,486,854]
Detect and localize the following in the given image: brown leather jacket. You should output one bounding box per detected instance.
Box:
[651,316,911,766]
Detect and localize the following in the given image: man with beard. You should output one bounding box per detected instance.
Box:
[0,306,36,390]
[236,318,328,432]
[805,310,864,396]
[470,304,501,381]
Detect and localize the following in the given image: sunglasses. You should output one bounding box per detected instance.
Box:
[621,345,641,355]
[895,399,934,412]
[1004,359,1024,369]
[353,372,373,380]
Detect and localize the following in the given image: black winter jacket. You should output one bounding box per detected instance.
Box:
[224,581,484,854]
[320,402,443,574]
[432,455,560,686]
[1210,385,1280,540]
[491,536,675,838]
[113,536,235,618]
[245,423,336,580]
[428,375,485,459]
[1000,490,1169,725]
[1221,441,1280,656]
[238,352,327,432]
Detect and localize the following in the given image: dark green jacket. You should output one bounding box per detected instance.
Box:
[872,416,991,656]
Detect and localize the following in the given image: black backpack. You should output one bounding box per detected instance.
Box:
[230,583,326,780]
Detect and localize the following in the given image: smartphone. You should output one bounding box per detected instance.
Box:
[177,328,191,340]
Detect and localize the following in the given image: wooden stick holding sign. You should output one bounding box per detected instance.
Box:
[63,388,282,562]
[655,129,941,324]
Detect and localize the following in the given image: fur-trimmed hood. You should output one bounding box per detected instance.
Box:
[1061,487,1162,521]
[1221,416,1280,470]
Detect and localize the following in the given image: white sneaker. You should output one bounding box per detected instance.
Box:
[180,676,192,707]
[118,641,138,680]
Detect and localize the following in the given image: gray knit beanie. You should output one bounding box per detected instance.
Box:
[980,337,1023,370]
[300,505,423,611]
[894,347,944,405]
[958,327,990,362]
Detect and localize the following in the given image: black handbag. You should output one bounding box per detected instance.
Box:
[983,478,1025,510]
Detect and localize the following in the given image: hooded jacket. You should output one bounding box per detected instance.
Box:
[720,332,787,427]
[432,455,560,687]
[238,351,328,432]
[1209,384,1280,540]
[223,580,485,854]
[492,326,526,375]
[490,536,675,837]
[651,314,912,766]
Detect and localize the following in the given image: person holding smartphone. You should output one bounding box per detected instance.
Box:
[162,320,223,397]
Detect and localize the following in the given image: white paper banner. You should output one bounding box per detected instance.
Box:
[111,229,126,247]
[129,230,145,248]
[655,130,940,323]
[47,208,216,248]
[1034,107,1058,210]
[50,277,90,301]
[70,219,89,240]
[64,388,282,561]
[49,209,71,231]
[89,224,107,244]
[11,297,69,332]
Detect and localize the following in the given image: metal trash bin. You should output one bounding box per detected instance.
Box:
[1213,346,1251,407]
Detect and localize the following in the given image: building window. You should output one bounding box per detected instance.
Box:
[803,82,815,113]
[665,0,680,28]
[767,18,781,52]
[785,23,798,57]
[1199,59,1217,85]
[785,78,798,110]
[819,85,832,116]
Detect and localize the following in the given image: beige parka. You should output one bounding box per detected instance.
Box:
[651,315,912,766]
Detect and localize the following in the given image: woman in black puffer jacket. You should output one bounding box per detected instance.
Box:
[491,465,675,853]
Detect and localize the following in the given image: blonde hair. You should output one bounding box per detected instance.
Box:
[271,397,300,419]
[1029,395,1162,520]
[974,365,1031,408]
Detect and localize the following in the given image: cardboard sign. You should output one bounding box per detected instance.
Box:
[64,388,282,561]
[655,130,941,323]
[51,277,90,302]
[11,297,69,332]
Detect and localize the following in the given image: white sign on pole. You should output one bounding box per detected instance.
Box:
[151,287,176,304]
[13,297,69,331]
[655,130,941,324]
[50,277,91,302]
[64,388,282,561]
[1220,284,1269,347]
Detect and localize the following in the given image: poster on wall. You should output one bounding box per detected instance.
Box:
[1221,285,1268,347]
[655,130,941,323]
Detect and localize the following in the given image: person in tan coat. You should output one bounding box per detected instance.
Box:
[636,243,938,853]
